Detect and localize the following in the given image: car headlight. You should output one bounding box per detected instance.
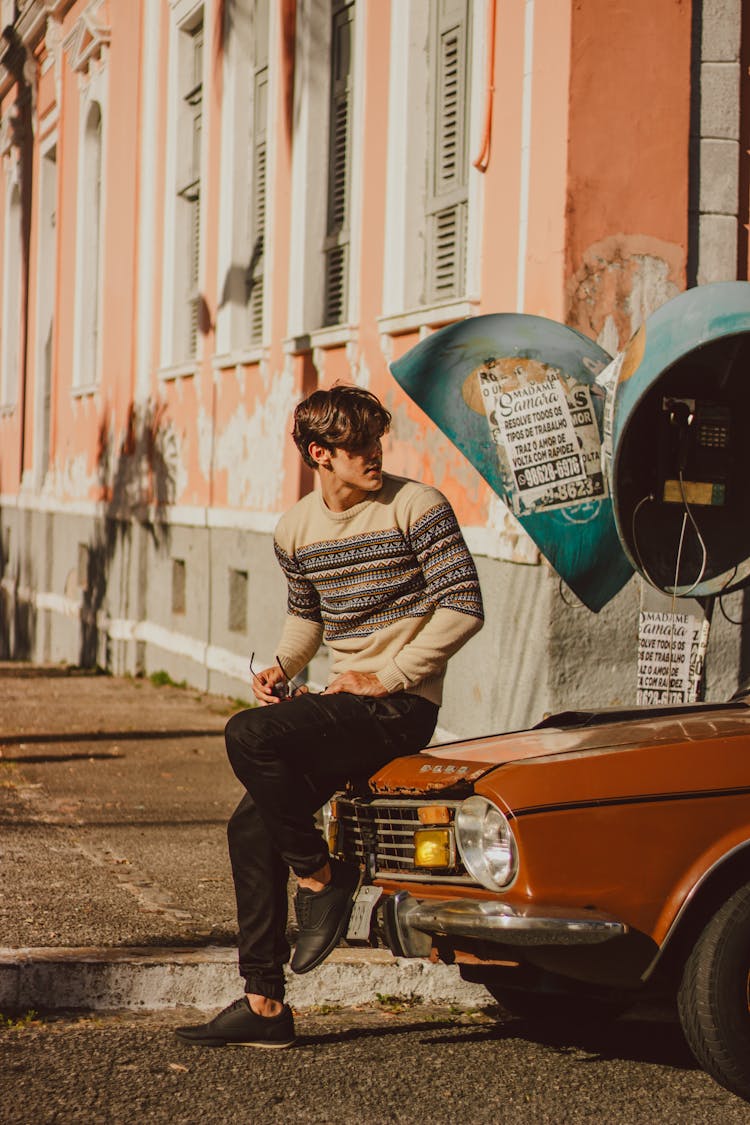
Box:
[455,795,518,890]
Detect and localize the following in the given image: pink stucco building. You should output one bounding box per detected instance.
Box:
[0,0,747,734]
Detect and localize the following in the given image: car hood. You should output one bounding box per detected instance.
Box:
[369,700,750,796]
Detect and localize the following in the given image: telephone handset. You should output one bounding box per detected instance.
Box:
[658,397,730,507]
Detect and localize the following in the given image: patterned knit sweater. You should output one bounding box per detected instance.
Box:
[273,474,484,705]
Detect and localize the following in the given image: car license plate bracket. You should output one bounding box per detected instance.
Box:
[346,884,383,943]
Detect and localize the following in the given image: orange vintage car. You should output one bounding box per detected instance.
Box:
[328,694,750,1102]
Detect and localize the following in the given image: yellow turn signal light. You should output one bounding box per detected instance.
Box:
[413,827,456,870]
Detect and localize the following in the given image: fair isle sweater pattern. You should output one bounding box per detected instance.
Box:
[274,501,483,641]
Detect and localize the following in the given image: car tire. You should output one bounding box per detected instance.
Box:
[487,986,626,1028]
[678,880,750,1102]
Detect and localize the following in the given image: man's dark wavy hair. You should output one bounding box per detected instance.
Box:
[293,384,392,469]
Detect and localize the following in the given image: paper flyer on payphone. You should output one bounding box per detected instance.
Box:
[476,359,606,517]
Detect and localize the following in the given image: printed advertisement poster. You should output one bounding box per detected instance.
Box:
[637,588,710,705]
[477,359,606,517]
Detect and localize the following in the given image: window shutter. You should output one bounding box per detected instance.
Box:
[436,19,463,194]
[188,191,201,356]
[426,0,470,303]
[248,0,269,343]
[249,121,266,341]
[432,205,466,298]
[323,1,354,327]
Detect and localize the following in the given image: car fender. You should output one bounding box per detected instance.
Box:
[644,832,750,979]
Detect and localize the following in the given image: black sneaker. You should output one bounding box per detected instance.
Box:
[291,858,362,975]
[175,997,295,1049]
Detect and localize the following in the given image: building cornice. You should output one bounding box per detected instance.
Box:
[0,1,65,98]
[0,1,79,97]
[14,1,70,46]
[62,0,110,75]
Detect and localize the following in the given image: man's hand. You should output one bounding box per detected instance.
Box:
[251,665,288,705]
[324,671,388,697]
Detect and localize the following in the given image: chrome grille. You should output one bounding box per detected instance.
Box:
[332,796,476,885]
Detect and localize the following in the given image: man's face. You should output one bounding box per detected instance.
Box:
[326,438,383,495]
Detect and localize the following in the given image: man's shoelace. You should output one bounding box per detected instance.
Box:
[224,997,250,1016]
[295,890,315,928]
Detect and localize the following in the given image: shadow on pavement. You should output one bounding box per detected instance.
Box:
[421,1011,698,1072]
[0,729,223,747]
[1,751,126,763]
[0,815,230,829]
[298,1017,467,1048]
[0,665,103,678]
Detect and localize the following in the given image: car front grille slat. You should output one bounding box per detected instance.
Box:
[334,797,476,884]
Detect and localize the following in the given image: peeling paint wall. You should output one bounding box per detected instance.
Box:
[210,367,297,512]
[566,236,683,354]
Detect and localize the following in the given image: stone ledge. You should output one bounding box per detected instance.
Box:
[0,945,490,1013]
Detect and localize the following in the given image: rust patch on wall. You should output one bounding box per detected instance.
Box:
[566,235,683,354]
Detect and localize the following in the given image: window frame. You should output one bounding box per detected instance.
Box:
[215,0,272,361]
[424,0,472,305]
[380,0,483,331]
[160,1,206,377]
[322,0,355,328]
[286,0,364,341]
[71,62,109,397]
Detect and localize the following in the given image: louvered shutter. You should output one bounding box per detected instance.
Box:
[426,0,470,303]
[248,0,269,343]
[323,1,354,327]
[188,189,201,356]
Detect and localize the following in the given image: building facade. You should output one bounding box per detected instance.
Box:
[0,0,748,738]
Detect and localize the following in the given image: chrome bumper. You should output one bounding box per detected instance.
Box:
[385,892,628,958]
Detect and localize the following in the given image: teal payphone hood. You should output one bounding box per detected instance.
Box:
[389,283,750,611]
[389,313,632,612]
[608,280,750,597]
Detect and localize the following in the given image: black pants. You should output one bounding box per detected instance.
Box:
[225,690,438,1000]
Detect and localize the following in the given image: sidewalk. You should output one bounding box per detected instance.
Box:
[0,663,486,1013]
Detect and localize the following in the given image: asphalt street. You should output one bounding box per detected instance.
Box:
[2,1004,749,1124]
[2,663,750,1120]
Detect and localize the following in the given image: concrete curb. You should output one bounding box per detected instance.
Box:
[0,946,491,1013]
